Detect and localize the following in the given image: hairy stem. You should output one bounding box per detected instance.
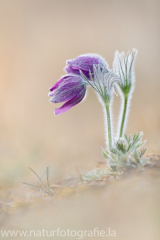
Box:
[105,104,112,148]
[119,96,129,138]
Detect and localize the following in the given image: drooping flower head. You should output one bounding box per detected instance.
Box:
[64,54,108,79]
[113,49,137,97]
[49,74,86,115]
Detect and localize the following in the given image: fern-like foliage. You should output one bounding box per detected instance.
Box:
[103,132,148,170]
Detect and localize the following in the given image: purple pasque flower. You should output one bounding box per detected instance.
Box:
[49,74,86,116]
[64,54,108,79]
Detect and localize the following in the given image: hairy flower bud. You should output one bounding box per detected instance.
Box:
[64,54,108,79]
[49,75,86,115]
[113,49,137,96]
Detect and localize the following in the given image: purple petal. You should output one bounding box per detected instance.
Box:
[68,55,99,72]
[50,76,67,91]
[54,88,86,115]
[64,54,107,79]
[50,84,83,103]
[64,65,79,75]
[50,76,85,103]
[64,65,90,78]
[67,54,106,71]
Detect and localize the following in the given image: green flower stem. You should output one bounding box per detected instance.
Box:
[119,95,129,138]
[105,104,112,148]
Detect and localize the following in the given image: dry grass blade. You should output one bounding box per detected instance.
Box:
[20,166,55,196]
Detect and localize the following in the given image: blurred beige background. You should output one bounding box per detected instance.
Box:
[0,0,160,184]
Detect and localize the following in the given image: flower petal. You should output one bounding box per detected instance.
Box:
[67,55,100,71]
[68,54,106,69]
[64,65,90,78]
[64,54,108,79]
[49,76,67,91]
[49,75,85,103]
[54,88,86,115]
[63,65,79,75]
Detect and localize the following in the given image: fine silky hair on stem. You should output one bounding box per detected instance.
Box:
[118,91,131,139]
[113,49,137,139]
[101,97,113,149]
[80,65,120,148]
[94,90,113,149]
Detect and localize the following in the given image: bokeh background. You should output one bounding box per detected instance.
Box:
[0,1,160,239]
[1,0,160,184]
